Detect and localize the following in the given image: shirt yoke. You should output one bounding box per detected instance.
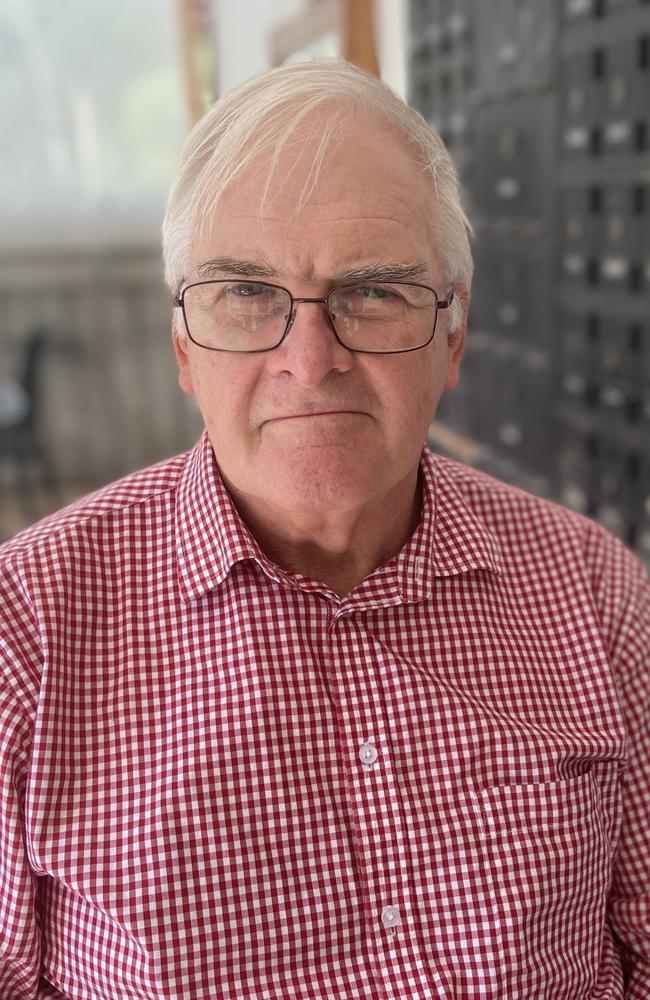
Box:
[0,449,190,567]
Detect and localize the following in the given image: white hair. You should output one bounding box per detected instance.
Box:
[162,59,473,332]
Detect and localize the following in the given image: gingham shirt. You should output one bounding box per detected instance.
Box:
[1,430,649,1000]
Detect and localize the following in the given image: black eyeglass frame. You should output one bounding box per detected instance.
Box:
[173,279,455,355]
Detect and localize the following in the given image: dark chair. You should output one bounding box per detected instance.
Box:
[0,326,58,520]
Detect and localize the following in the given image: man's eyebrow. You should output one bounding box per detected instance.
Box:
[196,257,279,279]
[334,262,430,283]
[195,259,431,284]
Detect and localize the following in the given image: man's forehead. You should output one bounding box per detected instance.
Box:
[197,173,435,258]
[213,116,426,215]
[190,117,438,281]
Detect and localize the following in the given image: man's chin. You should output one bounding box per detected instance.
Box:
[260,456,377,512]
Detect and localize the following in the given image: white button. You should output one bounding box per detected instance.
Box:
[359,743,378,766]
[381,905,401,928]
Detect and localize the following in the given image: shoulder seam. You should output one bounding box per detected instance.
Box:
[1,458,188,569]
[430,452,597,537]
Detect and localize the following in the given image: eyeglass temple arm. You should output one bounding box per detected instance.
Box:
[438,289,454,309]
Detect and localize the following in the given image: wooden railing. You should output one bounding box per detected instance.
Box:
[1,245,203,503]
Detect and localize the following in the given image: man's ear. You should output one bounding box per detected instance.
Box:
[444,282,470,391]
[171,320,196,396]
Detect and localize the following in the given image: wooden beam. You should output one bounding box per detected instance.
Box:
[176,0,210,125]
[342,0,379,75]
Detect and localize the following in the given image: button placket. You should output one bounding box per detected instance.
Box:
[329,616,430,983]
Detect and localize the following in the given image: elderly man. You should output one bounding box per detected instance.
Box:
[1,60,649,1000]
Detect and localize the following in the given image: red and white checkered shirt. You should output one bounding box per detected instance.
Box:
[1,430,649,999]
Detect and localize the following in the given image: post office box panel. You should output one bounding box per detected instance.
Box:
[634,323,650,432]
[474,97,555,218]
[438,94,476,171]
[492,338,526,458]
[520,352,556,475]
[559,49,602,157]
[600,37,650,156]
[466,246,491,332]
[421,0,455,50]
[624,321,648,383]
[475,0,556,93]
[596,317,646,426]
[463,330,493,441]
[631,182,649,294]
[473,237,554,349]
[473,336,509,451]
[411,55,475,130]
[430,65,454,123]
[410,62,437,121]
[418,0,475,55]
[410,39,436,79]
[441,104,472,151]
[561,0,599,22]
[602,0,642,18]
[449,57,475,107]
[445,3,473,51]
[602,320,648,425]
[435,340,483,440]
[558,309,599,407]
[642,395,650,435]
[556,425,598,515]
[472,240,525,335]
[410,0,440,33]
[559,185,600,287]
[596,183,647,291]
[484,345,554,476]
[595,442,638,540]
[635,458,650,567]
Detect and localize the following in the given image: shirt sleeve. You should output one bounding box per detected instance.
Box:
[586,525,650,997]
[0,555,43,999]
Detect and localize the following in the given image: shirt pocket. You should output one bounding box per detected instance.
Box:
[474,769,613,999]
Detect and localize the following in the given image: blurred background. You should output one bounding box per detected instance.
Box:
[1,0,649,570]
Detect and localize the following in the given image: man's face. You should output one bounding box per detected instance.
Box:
[173,113,467,520]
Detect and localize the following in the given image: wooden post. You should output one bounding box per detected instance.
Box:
[176,0,205,125]
[342,0,380,76]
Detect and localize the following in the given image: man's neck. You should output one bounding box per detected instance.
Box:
[224,471,423,598]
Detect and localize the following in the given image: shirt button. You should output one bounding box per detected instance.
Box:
[381,905,401,929]
[359,742,378,765]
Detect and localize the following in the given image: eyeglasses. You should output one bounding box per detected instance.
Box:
[173,279,454,355]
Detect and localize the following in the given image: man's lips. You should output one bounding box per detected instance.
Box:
[265,410,367,422]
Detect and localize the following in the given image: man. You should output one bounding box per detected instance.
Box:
[0,60,648,1000]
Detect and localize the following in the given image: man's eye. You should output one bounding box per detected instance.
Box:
[227,282,266,297]
[356,285,394,300]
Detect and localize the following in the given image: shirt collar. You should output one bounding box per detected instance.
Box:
[398,448,503,603]
[176,431,270,603]
[176,431,502,605]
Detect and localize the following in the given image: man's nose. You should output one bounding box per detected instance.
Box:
[266,299,354,385]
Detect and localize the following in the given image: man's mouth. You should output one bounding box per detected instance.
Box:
[260,407,372,428]
[273,410,363,420]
